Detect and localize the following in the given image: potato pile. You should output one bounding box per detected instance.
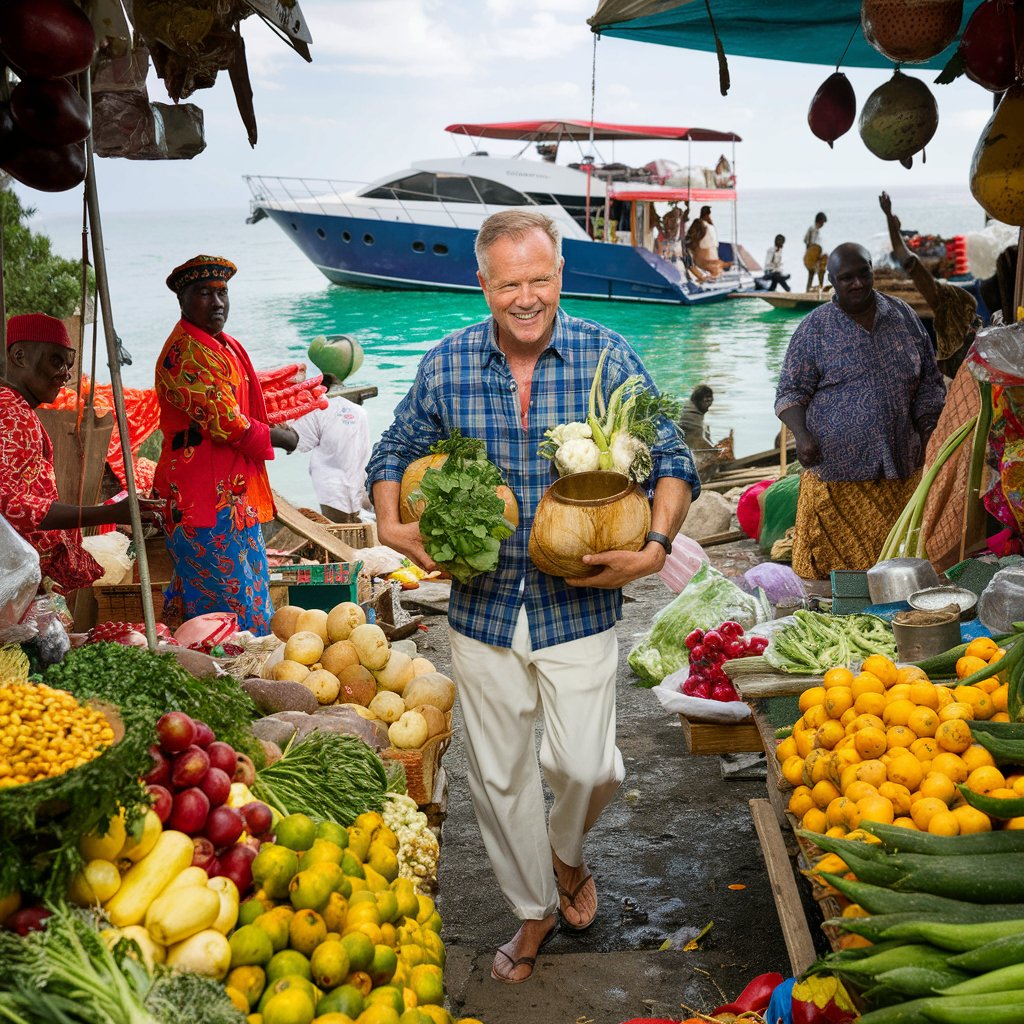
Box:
[268,604,454,750]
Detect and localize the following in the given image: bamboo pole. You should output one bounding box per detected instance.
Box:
[83,74,158,651]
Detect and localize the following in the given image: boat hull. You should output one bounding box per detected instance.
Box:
[261,207,740,305]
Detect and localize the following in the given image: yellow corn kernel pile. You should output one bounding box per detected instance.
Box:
[0,680,115,786]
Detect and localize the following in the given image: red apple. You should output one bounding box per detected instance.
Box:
[155,711,196,753]
[204,805,245,849]
[171,745,210,789]
[199,767,231,807]
[240,801,273,836]
[216,843,257,895]
[147,784,173,823]
[142,745,170,786]
[190,836,219,873]
[170,787,210,834]
[191,720,215,747]
[206,741,237,776]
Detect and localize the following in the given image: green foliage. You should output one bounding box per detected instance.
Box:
[1,185,89,319]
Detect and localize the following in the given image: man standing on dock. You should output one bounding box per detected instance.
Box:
[775,243,945,580]
[803,212,828,293]
[368,210,697,984]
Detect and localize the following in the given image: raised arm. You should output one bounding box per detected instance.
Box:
[879,191,940,308]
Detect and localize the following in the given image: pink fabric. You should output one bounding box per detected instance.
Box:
[737,479,774,539]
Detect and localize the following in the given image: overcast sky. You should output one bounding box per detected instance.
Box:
[14,0,995,216]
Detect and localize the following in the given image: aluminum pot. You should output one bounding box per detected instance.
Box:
[866,558,941,605]
[891,608,961,663]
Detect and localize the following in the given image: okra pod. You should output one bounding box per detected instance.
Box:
[940,961,1024,996]
[949,933,1024,973]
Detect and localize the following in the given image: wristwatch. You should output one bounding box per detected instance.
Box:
[645,531,672,556]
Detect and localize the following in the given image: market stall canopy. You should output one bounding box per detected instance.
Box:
[446,119,741,143]
[587,0,986,70]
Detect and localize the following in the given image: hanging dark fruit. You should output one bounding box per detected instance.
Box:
[960,0,1019,93]
[859,70,939,167]
[1,139,87,192]
[10,78,91,146]
[861,0,964,64]
[970,83,1024,226]
[807,72,857,148]
[0,0,97,79]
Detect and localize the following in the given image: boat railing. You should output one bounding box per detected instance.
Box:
[244,174,509,232]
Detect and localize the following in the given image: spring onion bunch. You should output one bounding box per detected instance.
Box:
[539,346,678,482]
[878,417,977,561]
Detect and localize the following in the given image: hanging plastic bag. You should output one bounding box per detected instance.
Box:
[978,567,1024,632]
[966,322,1024,386]
[81,532,134,585]
[0,514,42,644]
[742,563,806,607]
[628,563,770,687]
[657,533,708,594]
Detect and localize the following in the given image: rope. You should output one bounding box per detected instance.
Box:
[836,22,859,70]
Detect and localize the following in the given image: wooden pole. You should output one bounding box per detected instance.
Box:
[83,74,158,650]
[779,423,788,476]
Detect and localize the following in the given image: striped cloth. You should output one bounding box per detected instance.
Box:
[366,308,699,650]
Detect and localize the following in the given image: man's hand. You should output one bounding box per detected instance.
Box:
[376,519,439,574]
[879,191,892,217]
[270,424,299,453]
[565,545,664,590]
[109,497,165,529]
[794,430,821,468]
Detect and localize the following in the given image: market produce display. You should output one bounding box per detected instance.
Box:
[761,611,898,676]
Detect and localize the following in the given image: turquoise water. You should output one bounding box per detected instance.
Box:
[32,183,982,505]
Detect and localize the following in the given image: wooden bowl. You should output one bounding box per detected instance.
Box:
[528,471,651,578]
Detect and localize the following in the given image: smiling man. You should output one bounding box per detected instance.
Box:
[775,242,946,579]
[153,256,297,633]
[0,313,162,593]
[368,210,698,984]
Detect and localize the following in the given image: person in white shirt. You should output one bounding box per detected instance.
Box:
[292,373,372,523]
[761,235,791,292]
[803,211,828,291]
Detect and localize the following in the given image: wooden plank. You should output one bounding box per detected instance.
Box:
[679,714,763,754]
[337,384,378,405]
[699,529,747,548]
[734,674,827,698]
[750,704,789,826]
[718,443,795,473]
[750,797,818,976]
[272,490,359,563]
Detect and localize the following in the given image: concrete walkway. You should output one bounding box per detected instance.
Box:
[413,542,796,1024]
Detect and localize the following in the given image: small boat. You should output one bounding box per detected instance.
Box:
[245,119,757,305]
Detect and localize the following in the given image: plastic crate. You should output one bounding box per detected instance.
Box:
[286,582,358,612]
[268,560,362,586]
[831,569,869,598]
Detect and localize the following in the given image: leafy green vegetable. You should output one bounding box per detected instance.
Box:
[764,611,897,674]
[411,432,515,584]
[254,732,389,825]
[0,904,244,1024]
[44,643,263,768]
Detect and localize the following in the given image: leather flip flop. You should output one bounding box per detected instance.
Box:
[490,920,559,984]
[555,872,597,931]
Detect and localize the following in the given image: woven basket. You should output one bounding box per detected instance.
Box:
[381,731,452,805]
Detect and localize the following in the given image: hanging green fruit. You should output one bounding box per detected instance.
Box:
[858,70,939,169]
[307,335,364,383]
[970,83,1024,226]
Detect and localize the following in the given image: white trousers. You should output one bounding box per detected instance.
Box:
[448,607,625,920]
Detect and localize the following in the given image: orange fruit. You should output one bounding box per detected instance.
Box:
[788,787,815,818]
[928,810,961,836]
[895,665,929,685]
[939,702,975,722]
[906,707,939,738]
[799,687,827,713]
[776,736,798,762]
[886,753,924,792]
[935,686,956,709]
[824,667,855,688]
[966,765,1007,794]
[956,655,988,680]
[883,699,917,727]
[1005,817,1024,831]
[851,672,886,698]
[961,744,997,772]
[988,787,1019,801]
[804,704,831,730]
[878,781,913,816]
[936,719,972,754]
[840,708,859,727]
[815,720,846,751]
[862,655,898,687]
[965,637,998,661]
[781,755,806,787]
[956,686,995,719]
[975,677,1000,695]
[844,780,880,804]
[951,805,993,834]
[826,796,854,829]
[892,816,919,830]
[992,711,1011,723]
[854,728,888,760]
[812,780,841,808]
[855,759,888,788]
[887,683,913,702]
[795,729,815,758]
[993,685,1009,713]
[854,691,887,718]
[910,796,949,830]
[801,807,828,834]
[908,681,940,709]
[885,725,916,750]
[824,687,855,719]
[825,825,848,838]
[910,737,940,762]
[930,752,969,784]
[919,772,957,806]
[856,795,895,825]
[848,713,886,736]
[1012,777,1024,796]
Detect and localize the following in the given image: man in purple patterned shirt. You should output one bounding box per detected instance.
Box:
[775,243,946,579]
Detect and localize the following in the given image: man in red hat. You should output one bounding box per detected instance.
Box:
[0,312,162,592]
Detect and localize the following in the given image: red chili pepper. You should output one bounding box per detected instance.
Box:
[712,972,785,1016]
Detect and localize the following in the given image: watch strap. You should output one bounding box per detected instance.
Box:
[645,531,672,556]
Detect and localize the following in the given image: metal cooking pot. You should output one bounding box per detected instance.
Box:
[866,558,942,605]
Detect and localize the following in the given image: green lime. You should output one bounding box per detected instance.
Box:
[317,983,364,1018]
[276,813,319,852]
[266,949,312,985]
[229,924,274,969]
[317,820,349,848]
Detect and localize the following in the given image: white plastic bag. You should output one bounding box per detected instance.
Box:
[657,534,708,594]
[0,513,42,643]
[81,532,134,585]
[653,668,752,723]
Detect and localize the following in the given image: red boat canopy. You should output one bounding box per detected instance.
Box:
[609,186,737,202]
[445,119,741,143]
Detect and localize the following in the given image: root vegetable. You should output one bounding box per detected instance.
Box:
[350,623,390,670]
[337,664,377,706]
[403,672,456,713]
[284,631,325,667]
[369,690,407,724]
[410,657,435,676]
[302,668,341,705]
[271,659,311,683]
[270,605,303,641]
[388,710,429,749]
[295,608,329,642]
[373,650,415,694]
[414,704,448,739]
[321,640,360,676]
[327,602,366,641]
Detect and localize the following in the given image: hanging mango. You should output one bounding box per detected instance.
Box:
[970,84,1024,226]
[959,0,1020,93]
[858,70,939,169]
[808,72,857,148]
[861,0,964,64]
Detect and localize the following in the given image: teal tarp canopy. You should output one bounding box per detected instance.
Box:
[588,0,986,71]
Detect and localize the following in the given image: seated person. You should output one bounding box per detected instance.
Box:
[687,206,732,279]
[758,235,791,292]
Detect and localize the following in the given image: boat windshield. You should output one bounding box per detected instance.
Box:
[363,171,532,206]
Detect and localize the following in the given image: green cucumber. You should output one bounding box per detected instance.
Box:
[887,850,1024,902]
[859,993,1024,1024]
[915,634,1014,678]
[954,638,1024,690]
[970,720,1024,739]
[815,943,953,981]
[940,962,1024,995]
[820,872,1024,920]
[874,965,971,998]
[923,1004,1024,1024]
[971,730,1024,766]
[859,820,1024,855]
[880,918,1024,952]
[949,933,1024,972]
[959,785,1024,820]
[827,912,946,942]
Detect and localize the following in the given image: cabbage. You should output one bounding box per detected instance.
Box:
[628,564,770,687]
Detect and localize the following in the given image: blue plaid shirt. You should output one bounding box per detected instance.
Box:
[366,307,699,650]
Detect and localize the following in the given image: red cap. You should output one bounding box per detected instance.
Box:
[6,313,72,349]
